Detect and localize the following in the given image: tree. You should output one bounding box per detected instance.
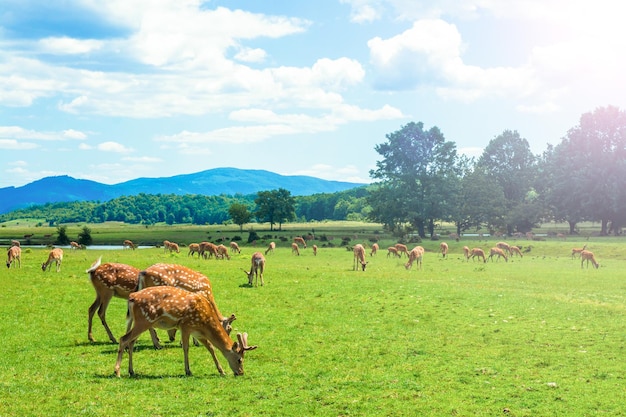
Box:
[545,106,626,235]
[368,121,462,237]
[475,130,538,234]
[78,226,93,246]
[454,166,507,234]
[229,203,252,232]
[55,225,70,245]
[255,188,295,231]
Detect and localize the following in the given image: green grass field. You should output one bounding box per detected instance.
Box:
[0,230,624,416]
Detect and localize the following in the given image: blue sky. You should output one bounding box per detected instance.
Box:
[1,0,624,187]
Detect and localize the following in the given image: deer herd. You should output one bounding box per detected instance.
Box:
[2,232,605,378]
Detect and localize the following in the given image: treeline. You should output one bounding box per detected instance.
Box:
[0,188,370,226]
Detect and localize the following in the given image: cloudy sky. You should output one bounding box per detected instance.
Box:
[1,0,624,188]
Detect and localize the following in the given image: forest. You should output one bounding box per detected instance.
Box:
[2,106,625,238]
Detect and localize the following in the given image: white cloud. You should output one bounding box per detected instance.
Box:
[234,47,267,63]
[122,156,162,163]
[97,141,133,153]
[0,139,38,150]
[38,37,104,55]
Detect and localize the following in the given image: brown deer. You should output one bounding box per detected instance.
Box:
[229,241,241,254]
[114,286,257,377]
[265,241,276,255]
[580,250,599,269]
[440,242,448,258]
[353,244,368,271]
[470,248,486,263]
[137,263,236,335]
[370,243,379,256]
[42,248,63,272]
[405,246,424,270]
[85,257,162,348]
[571,244,587,259]
[394,243,409,258]
[488,247,508,262]
[199,241,218,259]
[463,246,470,261]
[70,241,81,250]
[122,240,136,250]
[6,245,21,268]
[313,244,318,256]
[216,244,231,260]
[496,241,511,255]
[294,236,307,248]
[387,247,399,258]
[291,242,300,256]
[187,243,201,258]
[243,252,265,287]
[509,245,523,258]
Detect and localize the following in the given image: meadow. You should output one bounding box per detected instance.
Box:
[0,225,625,416]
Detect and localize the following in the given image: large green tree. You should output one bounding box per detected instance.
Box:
[368,121,461,237]
[545,106,626,235]
[229,203,252,232]
[475,130,538,234]
[255,188,296,231]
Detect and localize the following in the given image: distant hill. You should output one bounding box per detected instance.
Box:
[0,167,366,214]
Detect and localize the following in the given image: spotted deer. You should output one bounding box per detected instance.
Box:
[243,252,265,287]
[114,286,257,377]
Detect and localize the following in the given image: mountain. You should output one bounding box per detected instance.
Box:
[0,168,366,214]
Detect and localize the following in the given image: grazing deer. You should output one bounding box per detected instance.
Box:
[387,247,399,258]
[166,242,180,254]
[313,244,318,256]
[496,241,511,256]
[488,247,508,262]
[291,242,300,256]
[405,246,424,270]
[243,252,265,287]
[580,250,599,269]
[163,240,171,253]
[265,241,276,255]
[6,246,21,268]
[216,244,231,260]
[122,240,136,250]
[114,286,257,377]
[370,243,379,256]
[353,244,368,271]
[188,243,201,258]
[470,248,486,263]
[440,242,448,258]
[509,245,523,258]
[42,248,63,272]
[199,241,218,259]
[85,257,162,348]
[294,236,307,249]
[463,246,470,261]
[229,242,241,254]
[394,243,409,258]
[138,263,236,335]
[70,241,80,250]
[571,244,587,259]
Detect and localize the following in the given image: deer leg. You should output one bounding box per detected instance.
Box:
[196,337,225,376]
[149,329,162,349]
[97,294,118,344]
[115,326,144,377]
[87,295,102,342]
[181,330,193,376]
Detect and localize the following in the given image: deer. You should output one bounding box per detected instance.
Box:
[313,244,318,256]
[405,246,424,270]
[163,240,171,253]
[188,243,201,258]
[114,286,257,377]
[291,242,300,256]
[229,241,241,254]
[85,257,162,348]
[243,252,265,287]
[509,245,523,258]
[6,245,21,268]
[580,250,599,269]
[394,243,409,258]
[70,241,80,250]
[137,263,236,336]
[370,243,379,256]
[496,241,511,256]
[199,241,218,259]
[11,239,20,247]
[387,247,399,258]
[440,242,448,258]
[265,241,276,255]
[353,244,368,271]
[463,246,470,261]
[571,244,588,259]
[42,248,63,272]
[166,242,180,253]
[122,240,136,250]
[470,248,486,263]
[488,247,508,262]
[216,244,231,260]
[294,236,307,249]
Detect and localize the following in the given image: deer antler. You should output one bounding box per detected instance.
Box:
[236,332,258,353]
